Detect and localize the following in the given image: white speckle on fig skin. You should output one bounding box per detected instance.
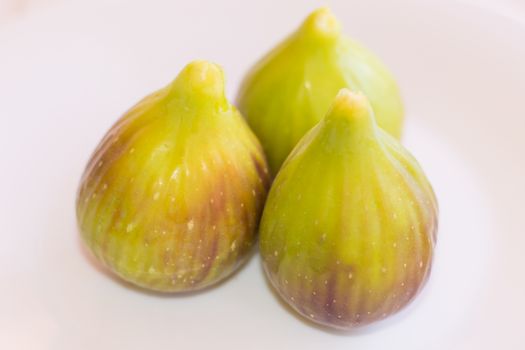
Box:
[187,219,194,231]
[171,168,180,180]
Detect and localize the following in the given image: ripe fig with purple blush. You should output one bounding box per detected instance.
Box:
[259,89,437,329]
[77,61,269,292]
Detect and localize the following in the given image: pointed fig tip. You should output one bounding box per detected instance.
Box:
[170,60,226,102]
[330,89,370,120]
[301,7,341,40]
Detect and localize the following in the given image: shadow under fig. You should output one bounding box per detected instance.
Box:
[78,236,256,298]
[78,232,429,332]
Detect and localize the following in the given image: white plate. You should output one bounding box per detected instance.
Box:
[1,0,524,349]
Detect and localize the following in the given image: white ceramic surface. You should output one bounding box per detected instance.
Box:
[1,0,524,349]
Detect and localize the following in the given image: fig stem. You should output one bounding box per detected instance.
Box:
[324,88,375,129]
[167,60,227,110]
[299,7,341,42]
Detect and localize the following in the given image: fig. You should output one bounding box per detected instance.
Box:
[76,61,269,292]
[237,7,404,174]
[259,89,437,329]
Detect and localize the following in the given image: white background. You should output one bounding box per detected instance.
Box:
[1,0,524,349]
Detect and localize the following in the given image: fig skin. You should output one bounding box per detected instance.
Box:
[259,89,437,329]
[77,61,270,292]
[237,7,404,175]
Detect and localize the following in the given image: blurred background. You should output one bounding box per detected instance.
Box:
[1,0,525,25]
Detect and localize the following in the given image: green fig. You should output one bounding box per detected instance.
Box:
[259,89,437,329]
[76,61,270,292]
[237,7,404,174]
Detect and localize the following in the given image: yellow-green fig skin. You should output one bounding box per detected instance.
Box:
[76,61,270,292]
[237,7,404,175]
[259,89,437,329]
